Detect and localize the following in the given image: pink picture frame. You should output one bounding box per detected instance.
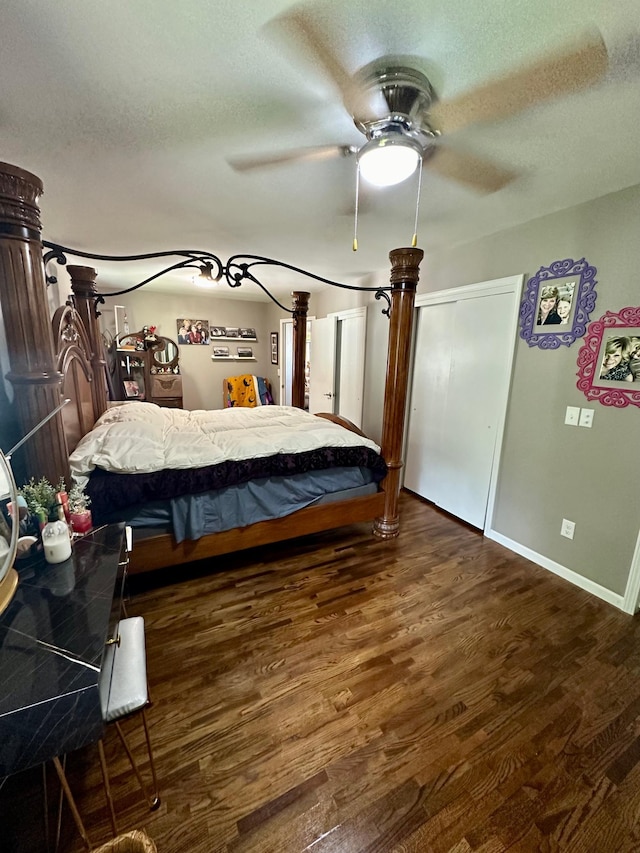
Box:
[576,307,640,408]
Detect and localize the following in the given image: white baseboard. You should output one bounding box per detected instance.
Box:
[485,528,625,612]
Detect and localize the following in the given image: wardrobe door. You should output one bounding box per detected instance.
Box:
[404,301,455,505]
[405,290,515,530]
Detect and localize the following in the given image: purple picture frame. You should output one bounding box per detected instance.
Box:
[577,308,640,408]
[519,258,598,349]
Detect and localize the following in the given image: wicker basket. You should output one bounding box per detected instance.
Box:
[93,830,157,853]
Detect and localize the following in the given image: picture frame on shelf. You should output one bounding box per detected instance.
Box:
[123,379,140,398]
[519,258,598,349]
[239,327,257,339]
[212,346,230,358]
[270,331,278,365]
[577,307,640,408]
[225,327,240,339]
[211,326,226,337]
[237,347,253,359]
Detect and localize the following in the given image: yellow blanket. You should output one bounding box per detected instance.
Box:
[225,374,259,407]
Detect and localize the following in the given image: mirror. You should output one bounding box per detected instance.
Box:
[0,450,19,616]
[154,338,178,365]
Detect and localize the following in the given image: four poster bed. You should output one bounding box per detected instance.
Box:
[0,161,422,576]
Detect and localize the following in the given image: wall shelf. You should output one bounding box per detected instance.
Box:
[211,356,256,361]
[211,337,257,343]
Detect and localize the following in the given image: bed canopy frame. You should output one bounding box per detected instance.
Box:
[0,161,422,572]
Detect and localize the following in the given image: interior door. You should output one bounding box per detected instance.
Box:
[334,311,366,427]
[405,284,518,530]
[404,302,455,505]
[279,319,293,406]
[308,316,337,413]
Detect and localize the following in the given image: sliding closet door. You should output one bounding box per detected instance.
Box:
[404,302,456,505]
[405,280,520,530]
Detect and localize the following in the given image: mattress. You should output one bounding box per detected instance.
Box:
[71,403,387,541]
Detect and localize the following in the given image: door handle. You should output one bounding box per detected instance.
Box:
[323,392,334,398]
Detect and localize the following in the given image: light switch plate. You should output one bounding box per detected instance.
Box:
[565,406,580,426]
[579,408,594,428]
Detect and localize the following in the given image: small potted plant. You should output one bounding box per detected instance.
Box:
[68,483,92,534]
[19,476,66,532]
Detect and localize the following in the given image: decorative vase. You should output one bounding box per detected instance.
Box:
[70,509,92,534]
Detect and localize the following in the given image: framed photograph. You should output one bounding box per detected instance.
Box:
[123,379,140,398]
[239,327,256,339]
[577,308,640,408]
[519,258,598,349]
[270,331,278,365]
[176,318,210,345]
[211,326,226,338]
[225,326,240,339]
[212,346,230,358]
[237,346,253,358]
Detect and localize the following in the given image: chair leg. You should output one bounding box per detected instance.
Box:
[51,756,92,852]
[97,738,118,837]
[41,763,50,852]
[54,755,67,853]
[140,707,160,807]
[114,716,160,811]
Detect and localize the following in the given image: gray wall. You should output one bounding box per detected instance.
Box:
[52,182,638,600]
[317,183,640,599]
[97,290,278,410]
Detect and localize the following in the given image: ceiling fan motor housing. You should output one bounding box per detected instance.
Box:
[353,63,440,154]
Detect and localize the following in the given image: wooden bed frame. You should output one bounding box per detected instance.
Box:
[0,161,422,574]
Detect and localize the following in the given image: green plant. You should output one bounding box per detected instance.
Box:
[19,476,66,517]
[68,483,91,513]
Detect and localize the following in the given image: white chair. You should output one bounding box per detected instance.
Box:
[97,616,160,836]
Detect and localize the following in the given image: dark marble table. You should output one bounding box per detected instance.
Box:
[0,523,126,777]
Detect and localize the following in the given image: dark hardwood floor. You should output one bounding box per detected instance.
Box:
[4,490,640,852]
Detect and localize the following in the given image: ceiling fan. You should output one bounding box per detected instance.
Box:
[228,5,609,194]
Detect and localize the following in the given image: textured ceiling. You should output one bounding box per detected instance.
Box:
[1,0,639,302]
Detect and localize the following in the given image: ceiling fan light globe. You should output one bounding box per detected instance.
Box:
[358,138,421,187]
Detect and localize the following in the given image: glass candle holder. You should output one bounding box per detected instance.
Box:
[70,510,92,534]
[42,519,72,564]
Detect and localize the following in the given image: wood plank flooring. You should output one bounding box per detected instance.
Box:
[4,491,640,852]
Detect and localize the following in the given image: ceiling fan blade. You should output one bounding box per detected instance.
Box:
[431,29,608,134]
[427,146,518,193]
[268,6,388,123]
[228,144,355,173]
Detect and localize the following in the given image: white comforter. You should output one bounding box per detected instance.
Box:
[70,403,380,488]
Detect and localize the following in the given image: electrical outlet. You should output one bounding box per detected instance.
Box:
[579,408,594,428]
[561,518,575,539]
[564,406,580,426]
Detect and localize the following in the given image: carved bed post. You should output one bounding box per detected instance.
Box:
[374,246,423,539]
[67,265,109,421]
[291,291,309,409]
[0,162,70,485]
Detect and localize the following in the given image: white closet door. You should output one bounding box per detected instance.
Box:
[404,302,455,504]
[405,289,516,530]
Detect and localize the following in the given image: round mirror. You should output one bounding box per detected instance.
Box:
[0,450,19,616]
[155,338,178,364]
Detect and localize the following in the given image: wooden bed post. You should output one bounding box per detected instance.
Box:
[0,162,70,485]
[373,246,423,540]
[67,265,109,421]
[291,291,309,409]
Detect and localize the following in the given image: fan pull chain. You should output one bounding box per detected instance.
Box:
[353,162,360,251]
[411,157,424,248]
